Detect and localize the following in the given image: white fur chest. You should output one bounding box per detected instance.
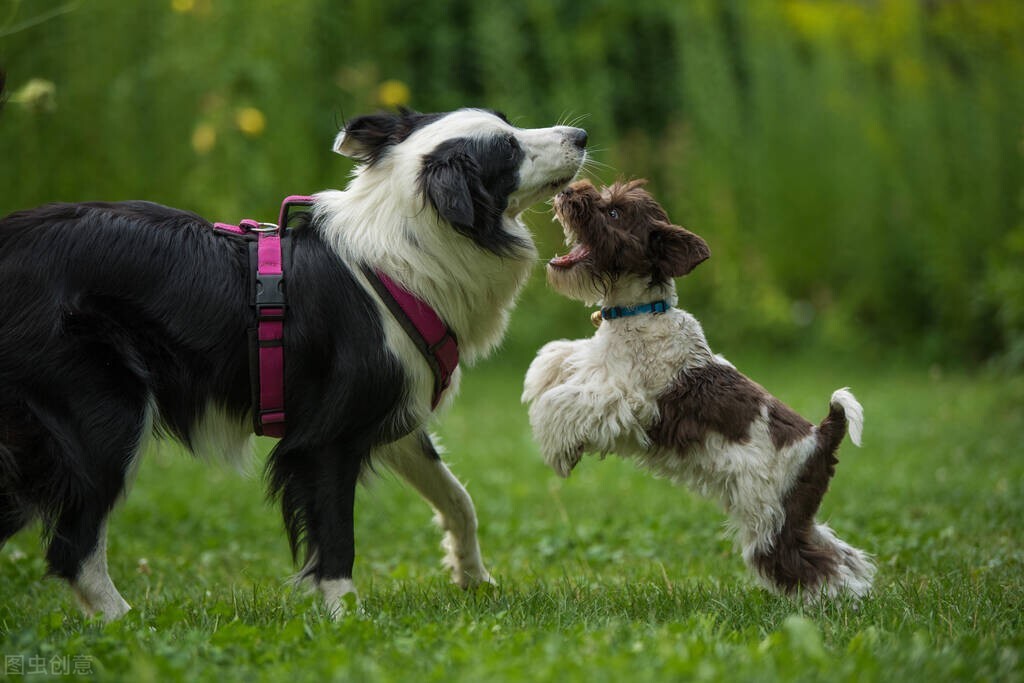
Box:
[522,308,710,476]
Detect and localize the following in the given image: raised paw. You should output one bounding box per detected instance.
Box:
[550,443,584,478]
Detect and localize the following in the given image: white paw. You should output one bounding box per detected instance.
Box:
[441,531,494,589]
[319,578,360,619]
[73,583,132,622]
[548,444,584,478]
[77,594,132,622]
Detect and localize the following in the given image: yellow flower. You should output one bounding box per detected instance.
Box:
[376,79,411,109]
[192,123,217,154]
[235,107,266,137]
[11,78,57,113]
[171,0,195,13]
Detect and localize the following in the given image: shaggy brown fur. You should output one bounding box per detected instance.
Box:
[752,405,848,593]
[650,363,814,455]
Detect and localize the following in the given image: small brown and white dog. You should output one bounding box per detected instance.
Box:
[522,179,875,599]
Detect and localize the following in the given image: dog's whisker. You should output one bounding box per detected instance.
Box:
[564,112,592,129]
[582,154,611,165]
[574,154,615,181]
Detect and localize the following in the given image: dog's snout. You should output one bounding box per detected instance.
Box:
[564,179,596,196]
[567,128,588,150]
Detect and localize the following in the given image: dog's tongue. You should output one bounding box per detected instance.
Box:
[550,244,590,269]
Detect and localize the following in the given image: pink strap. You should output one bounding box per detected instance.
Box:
[213,198,317,438]
[213,219,261,235]
[256,231,286,437]
[278,195,315,227]
[374,271,458,409]
[213,222,245,234]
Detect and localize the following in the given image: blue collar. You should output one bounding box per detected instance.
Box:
[600,300,670,321]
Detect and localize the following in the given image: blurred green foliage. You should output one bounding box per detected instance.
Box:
[1,0,1022,365]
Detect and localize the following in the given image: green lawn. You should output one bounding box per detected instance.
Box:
[1,349,1022,682]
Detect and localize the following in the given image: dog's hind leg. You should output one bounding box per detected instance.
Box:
[745,396,874,599]
[39,396,148,621]
[378,431,493,588]
[43,460,136,621]
[64,521,131,620]
[0,406,44,545]
[31,363,151,620]
[1,389,139,620]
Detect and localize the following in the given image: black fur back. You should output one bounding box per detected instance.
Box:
[0,201,411,574]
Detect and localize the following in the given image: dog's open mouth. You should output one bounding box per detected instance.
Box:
[550,202,590,269]
[550,243,590,269]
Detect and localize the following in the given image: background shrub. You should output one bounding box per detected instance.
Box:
[2,0,1021,365]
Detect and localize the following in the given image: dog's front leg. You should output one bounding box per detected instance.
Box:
[269,439,363,618]
[528,384,620,477]
[377,431,494,589]
[522,339,579,404]
[312,451,363,618]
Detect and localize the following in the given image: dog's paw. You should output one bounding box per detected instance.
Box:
[456,567,497,591]
[319,578,360,619]
[550,444,584,478]
[441,529,494,589]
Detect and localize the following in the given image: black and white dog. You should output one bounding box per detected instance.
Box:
[523,179,874,599]
[0,108,587,619]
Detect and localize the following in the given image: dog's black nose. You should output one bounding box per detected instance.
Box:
[568,128,588,149]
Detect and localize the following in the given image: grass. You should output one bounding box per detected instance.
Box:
[1,347,1022,681]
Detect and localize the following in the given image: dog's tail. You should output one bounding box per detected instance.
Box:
[744,387,871,599]
[823,387,863,448]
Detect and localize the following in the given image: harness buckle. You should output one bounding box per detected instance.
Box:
[255,272,285,309]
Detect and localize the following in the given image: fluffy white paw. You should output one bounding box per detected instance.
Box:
[319,578,360,619]
[547,443,584,478]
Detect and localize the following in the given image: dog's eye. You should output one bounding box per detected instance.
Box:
[608,208,620,219]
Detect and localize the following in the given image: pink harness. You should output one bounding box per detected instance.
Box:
[213,195,458,437]
[362,267,459,410]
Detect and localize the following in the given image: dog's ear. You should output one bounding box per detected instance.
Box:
[420,146,479,230]
[650,223,710,278]
[334,109,437,163]
[333,112,402,161]
[419,141,520,254]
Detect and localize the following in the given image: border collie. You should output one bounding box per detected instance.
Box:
[0,108,587,619]
[522,179,874,599]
